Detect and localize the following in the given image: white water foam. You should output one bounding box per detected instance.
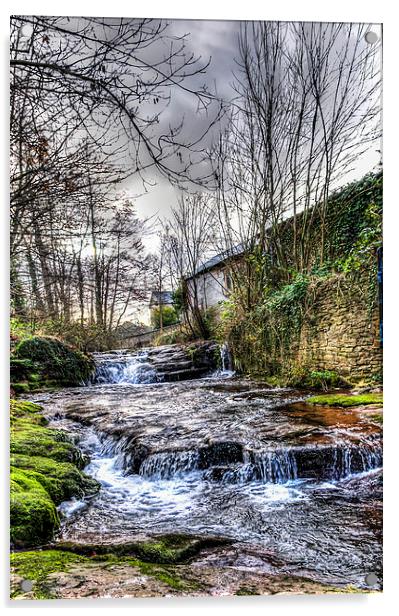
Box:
[93,351,159,385]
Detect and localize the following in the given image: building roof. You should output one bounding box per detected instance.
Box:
[149,290,174,308]
[185,243,245,280]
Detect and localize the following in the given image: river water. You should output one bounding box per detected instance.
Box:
[29,348,383,591]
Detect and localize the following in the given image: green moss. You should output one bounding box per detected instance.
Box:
[11,421,85,466]
[10,550,89,599]
[133,560,199,591]
[11,454,98,502]
[235,586,259,596]
[10,549,202,598]
[28,373,41,382]
[102,554,201,591]
[56,534,229,565]
[10,400,45,423]
[133,535,204,563]
[10,469,59,546]
[306,393,383,407]
[369,412,383,424]
[12,382,31,394]
[11,399,42,415]
[10,399,99,547]
[10,358,35,380]
[13,335,94,386]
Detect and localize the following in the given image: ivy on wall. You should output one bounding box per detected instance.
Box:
[220,172,383,384]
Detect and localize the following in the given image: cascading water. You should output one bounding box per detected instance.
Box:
[33,347,383,590]
[247,449,298,483]
[219,342,235,376]
[330,442,383,480]
[92,350,159,385]
[139,450,201,479]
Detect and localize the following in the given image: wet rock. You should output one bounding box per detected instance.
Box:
[150,341,219,382]
[199,442,244,468]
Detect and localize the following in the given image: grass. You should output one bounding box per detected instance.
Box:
[306,393,383,407]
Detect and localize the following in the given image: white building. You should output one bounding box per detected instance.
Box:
[185,246,244,311]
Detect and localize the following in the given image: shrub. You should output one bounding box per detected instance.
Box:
[153,325,194,346]
[287,368,351,391]
[150,306,178,328]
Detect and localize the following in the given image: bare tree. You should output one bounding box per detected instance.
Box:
[168,193,217,338]
[209,21,381,311]
[10,16,223,194]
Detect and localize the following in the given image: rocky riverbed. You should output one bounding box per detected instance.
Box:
[11,344,383,599]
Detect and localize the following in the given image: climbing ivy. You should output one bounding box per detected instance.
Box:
[222,172,382,383]
[325,173,382,263]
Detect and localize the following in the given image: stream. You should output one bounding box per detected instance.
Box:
[29,346,383,591]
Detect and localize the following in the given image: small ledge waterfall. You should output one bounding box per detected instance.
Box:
[92,351,159,385]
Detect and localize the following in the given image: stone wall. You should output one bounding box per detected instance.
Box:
[228,269,382,385]
[296,273,382,383]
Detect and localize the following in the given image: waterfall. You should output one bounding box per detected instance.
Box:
[246,449,298,483]
[219,343,235,375]
[92,350,159,385]
[139,450,200,479]
[92,438,382,485]
[213,444,382,485]
[330,443,382,480]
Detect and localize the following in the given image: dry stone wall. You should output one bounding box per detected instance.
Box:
[297,274,381,383]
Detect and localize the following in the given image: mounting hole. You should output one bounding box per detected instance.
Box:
[20,579,33,592]
[365,572,379,587]
[365,31,379,44]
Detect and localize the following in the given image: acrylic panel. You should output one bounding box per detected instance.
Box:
[9,15,382,600]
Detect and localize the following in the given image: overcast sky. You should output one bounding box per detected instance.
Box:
[117,19,381,252]
[121,19,241,236]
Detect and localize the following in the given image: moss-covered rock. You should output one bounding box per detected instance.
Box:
[10,546,342,600]
[10,550,89,599]
[10,470,59,546]
[11,454,98,503]
[12,335,94,389]
[306,393,383,407]
[10,400,99,547]
[54,534,230,564]
[11,422,85,467]
[12,382,31,394]
[10,548,202,599]
[10,358,35,380]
